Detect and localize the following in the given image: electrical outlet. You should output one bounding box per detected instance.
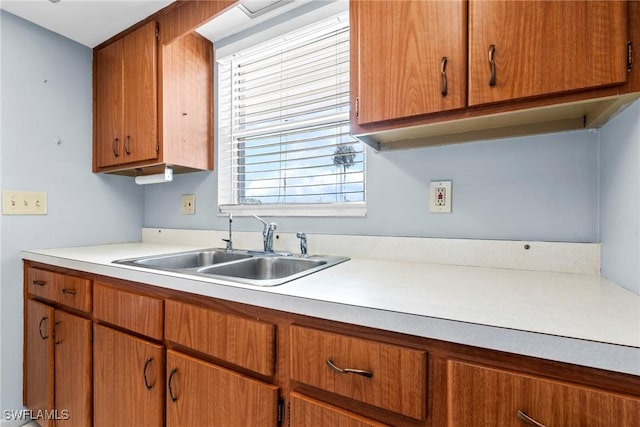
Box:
[2,191,47,215]
[181,194,196,215]
[429,181,452,213]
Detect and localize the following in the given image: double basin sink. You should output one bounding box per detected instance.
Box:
[114,249,349,287]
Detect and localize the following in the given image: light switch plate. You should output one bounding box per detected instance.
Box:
[2,191,47,215]
[429,181,452,213]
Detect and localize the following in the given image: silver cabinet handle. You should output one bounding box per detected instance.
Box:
[326,359,373,378]
[517,410,547,427]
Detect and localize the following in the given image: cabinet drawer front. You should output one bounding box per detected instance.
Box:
[54,273,91,313]
[27,268,91,312]
[27,267,56,301]
[447,361,640,427]
[290,325,427,420]
[290,392,389,427]
[94,283,163,340]
[165,300,275,376]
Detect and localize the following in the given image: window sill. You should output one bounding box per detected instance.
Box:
[219,203,366,218]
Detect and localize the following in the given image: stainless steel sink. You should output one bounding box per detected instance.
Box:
[113,249,348,286]
[114,249,252,270]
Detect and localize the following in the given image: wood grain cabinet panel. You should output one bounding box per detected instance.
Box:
[94,282,163,340]
[94,20,158,169]
[290,325,427,420]
[447,361,640,427]
[53,310,92,427]
[352,0,467,125]
[26,267,57,303]
[165,299,275,376]
[26,267,91,313]
[166,350,279,427]
[468,0,629,106]
[290,392,389,427]
[93,21,213,175]
[24,299,55,427]
[94,324,164,427]
[54,273,91,313]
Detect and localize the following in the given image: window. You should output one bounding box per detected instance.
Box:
[217,12,366,217]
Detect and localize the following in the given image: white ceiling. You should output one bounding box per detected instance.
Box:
[0,0,175,48]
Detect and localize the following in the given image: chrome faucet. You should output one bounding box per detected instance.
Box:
[296,232,308,257]
[222,213,233,251]
[253,214,277,253]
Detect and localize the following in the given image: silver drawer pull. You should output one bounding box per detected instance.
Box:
[62,288,77,295]
[326,359,373,378]
[517,410,547,427]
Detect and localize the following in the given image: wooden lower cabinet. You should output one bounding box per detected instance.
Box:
[24,300,91,427]
[165,350,279,427]
[447,361,640,427]
[25,300,54,427]
[290,392,388,427]
[53,310,92,427]
[24,262,640,427]
[93,324,164,427]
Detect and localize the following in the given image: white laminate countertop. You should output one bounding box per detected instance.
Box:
[22,241,640,376]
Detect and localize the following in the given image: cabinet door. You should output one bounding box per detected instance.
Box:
[54,310,91,427]
[94,324,164,427]
[166,350,279,427]
[290,392,388,427]
[94,38,124,168]
[122,20,158,164]
[353,0,466,125]
[24,300,55,427]
[447,361,640,427]
[468,0,629,106]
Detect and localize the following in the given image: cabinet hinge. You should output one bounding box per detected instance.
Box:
[628,41,633,72]
[277,397,285,426]
[155,27,160,40]
[355,97,360,119]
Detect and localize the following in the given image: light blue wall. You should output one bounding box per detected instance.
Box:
[146,129,599,242]
[0,11,144,416]
[599,100,640,294]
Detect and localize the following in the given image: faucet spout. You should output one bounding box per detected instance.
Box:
[253,214,277,252]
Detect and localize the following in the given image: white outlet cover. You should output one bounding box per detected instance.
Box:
[429,181,452,213]
[181,194,196,215]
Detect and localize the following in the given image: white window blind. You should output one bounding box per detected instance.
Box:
[217,12,366,217]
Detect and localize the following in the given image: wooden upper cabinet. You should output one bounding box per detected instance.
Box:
[352,0,467,126]
[94,21,158,169]
[468,0,629,107]
[94,39,124,168]
[161,33,213,171]
[448,361,640,427]
[93,20,213,175]
[122,20,159,165]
